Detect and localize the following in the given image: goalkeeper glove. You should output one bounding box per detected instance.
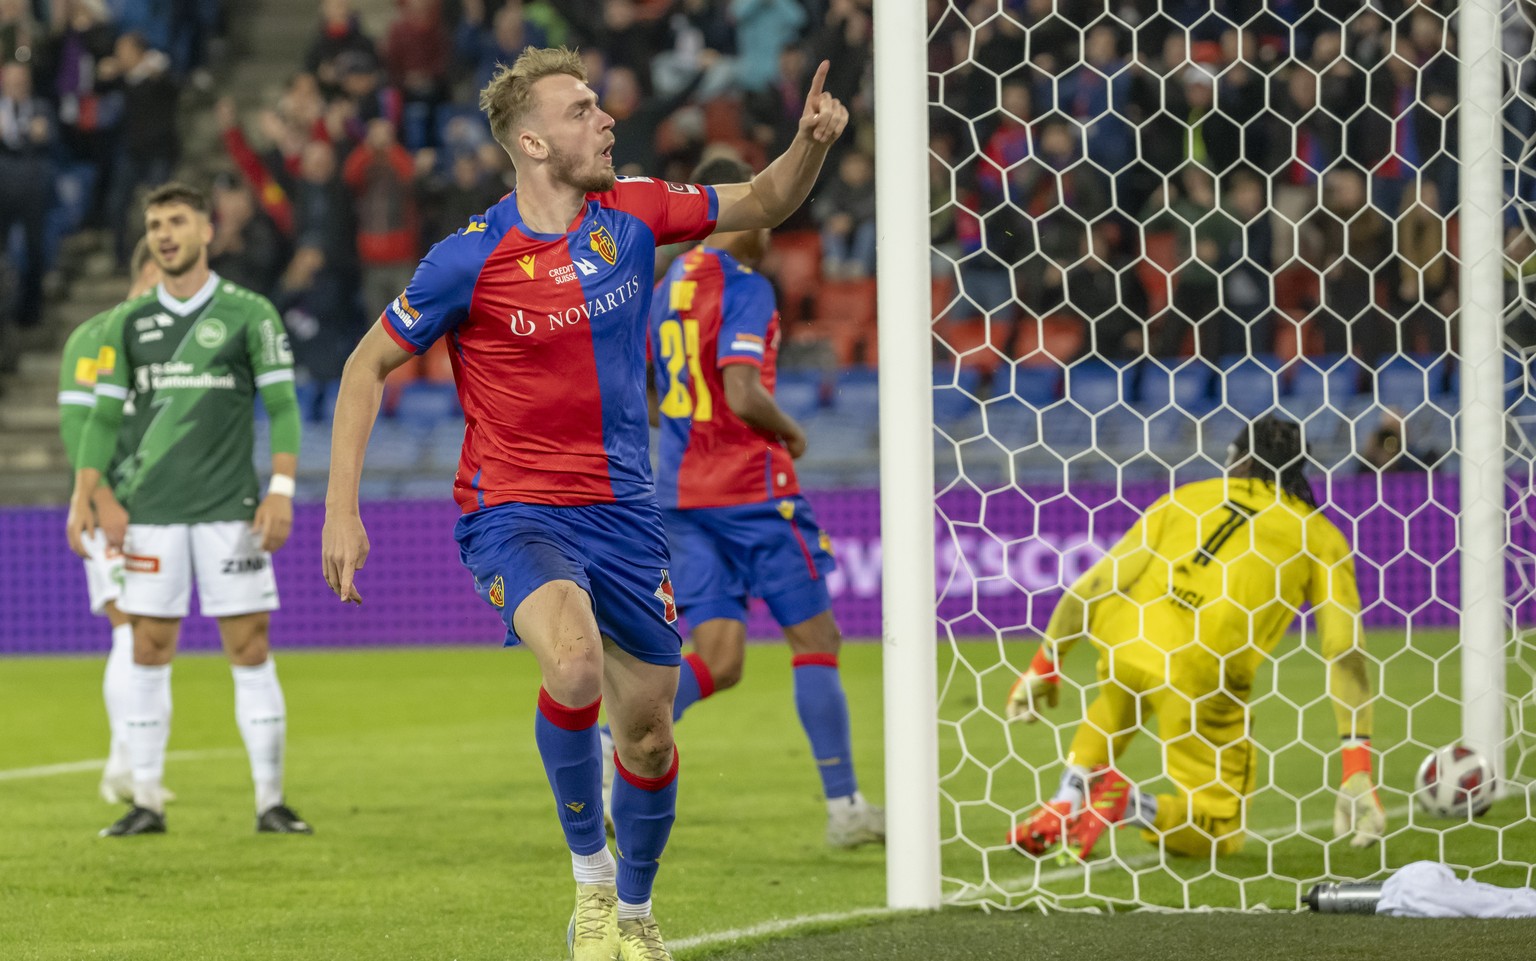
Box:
[1005,647,1060,723]
[1333,738,1386,849]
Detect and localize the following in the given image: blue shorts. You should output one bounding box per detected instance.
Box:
[454,501,682,666]
[661,495,837,629]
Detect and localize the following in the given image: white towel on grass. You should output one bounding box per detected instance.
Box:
[1377,861,1536,918]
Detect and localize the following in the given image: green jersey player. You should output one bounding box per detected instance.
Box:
[57,238,172,806]
[65,182,312,837]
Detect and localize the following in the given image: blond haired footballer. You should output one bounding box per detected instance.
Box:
[322,46,847,961]
[1006,416,1385,859]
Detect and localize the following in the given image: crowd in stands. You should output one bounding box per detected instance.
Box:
[926,0,1482,379]
[0,0,881,389]
[1,0,224,367]
[7,0,1534,415]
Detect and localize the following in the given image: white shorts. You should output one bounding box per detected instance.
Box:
[81,529,125,616]
[120,521,280,619]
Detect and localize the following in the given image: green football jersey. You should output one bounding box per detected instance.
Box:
[91,273,295,524]
[58,302,135,474]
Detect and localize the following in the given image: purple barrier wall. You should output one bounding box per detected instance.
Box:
[2,475,1530,655]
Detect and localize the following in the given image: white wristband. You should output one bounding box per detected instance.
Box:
[268,474,296,498]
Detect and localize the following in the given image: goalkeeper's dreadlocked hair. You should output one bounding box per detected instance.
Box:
[1227,415,1318,510]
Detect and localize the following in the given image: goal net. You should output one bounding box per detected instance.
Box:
[914,0,1536,911]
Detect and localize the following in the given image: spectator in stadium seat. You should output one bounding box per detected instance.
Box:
[414,147,506,249]
[343,119,420,331]
[651,0,736,99]
[333,51,403,140]
[1062,23,1134,180]
[40,0,119,189]
[0,60,54,330]
[1017,0,1076,80]
[98,31,179,267]
[166,0,219,83]
[1179,63,1220,175]
[814,148,876,279]
[590,0,667,80]
[1040,223,1147,361]
[811,0,870,111]
[746,45,809,160]
[1302,167,1391,360]
[457,0,549,97]
[1391,180,1453,358]
[208,173,289,299]
[1156,234,1226,362]
[1126,31,1191,210]
[1220,168,1276,357]
[1272,64,1339,265]
[1206,29,1274,176]
[730,0,807,94]
[383,0,452,147]
[979,81,1032,204]
[307,0,377,96]
[606,62,709,178]
[968,0,1027,84]
[284,138,361,385]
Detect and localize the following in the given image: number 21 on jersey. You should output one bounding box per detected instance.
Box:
[659,280,713,421]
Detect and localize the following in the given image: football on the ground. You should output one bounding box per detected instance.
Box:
[1413,745,1497,819]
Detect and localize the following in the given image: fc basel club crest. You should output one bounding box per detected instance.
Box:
[589,225,617,265]
[488,575,506,608]
[654,570,677,623]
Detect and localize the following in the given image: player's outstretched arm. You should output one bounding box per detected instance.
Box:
[1006,513,1159,721]
[322,322,415,604]
[1311,529,1385,847]
[713,60,849,232]
[721,365,807,458]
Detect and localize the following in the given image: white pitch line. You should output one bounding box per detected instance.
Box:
[0,749,241,782]
[543,808,1420,960]
[670,906,904,951]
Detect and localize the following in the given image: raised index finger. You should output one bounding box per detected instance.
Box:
[803,60,830,115]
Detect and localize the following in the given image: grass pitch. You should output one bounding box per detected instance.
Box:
[4,635,1535,960]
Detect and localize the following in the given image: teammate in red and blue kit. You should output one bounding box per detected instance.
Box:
[643,156,884,849]
[321,48,847,961]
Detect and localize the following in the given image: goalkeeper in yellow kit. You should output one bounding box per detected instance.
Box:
[1006,416,1384,859]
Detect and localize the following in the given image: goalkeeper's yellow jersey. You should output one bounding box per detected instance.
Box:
[1074,476,1363,695]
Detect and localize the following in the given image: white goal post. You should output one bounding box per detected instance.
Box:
[876,0,1533,911]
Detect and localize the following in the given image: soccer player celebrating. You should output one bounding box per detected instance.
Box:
[320,47,846,961]
[65,183,310,838]
[57,238,172,805]
[1005,415,1385,859]
[643,155,883,848]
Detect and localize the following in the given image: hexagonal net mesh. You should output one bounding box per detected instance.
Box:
[925,1,1536,910]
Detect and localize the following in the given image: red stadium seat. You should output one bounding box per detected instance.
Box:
[764,231,821,324]
[933,317,1007,376]
[1274,263,1318,314]
[1138,230,1179,317]
[806,279,878,365]
[1012,314,1085,366]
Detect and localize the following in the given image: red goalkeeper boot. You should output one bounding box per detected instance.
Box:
[1064,768,1131,860]
[1007,800,1074,855]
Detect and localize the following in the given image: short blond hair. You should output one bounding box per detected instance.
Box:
[479,46,587,149]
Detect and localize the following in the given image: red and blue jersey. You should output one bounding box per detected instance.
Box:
[382,177,718,512]
[648,246,799,510]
